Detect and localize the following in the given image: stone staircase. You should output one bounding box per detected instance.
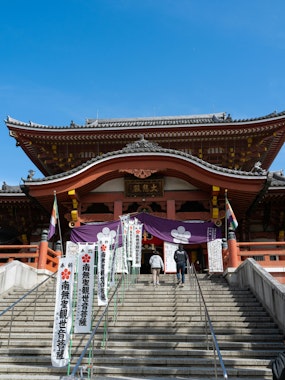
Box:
[0,272,283,379]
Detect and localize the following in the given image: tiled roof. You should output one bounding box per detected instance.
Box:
[6,110,285,130]
[0,182,22,193]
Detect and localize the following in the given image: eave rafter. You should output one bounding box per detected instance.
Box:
[5,111,285,178]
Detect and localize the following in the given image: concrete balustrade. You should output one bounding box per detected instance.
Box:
[225,258,285,333]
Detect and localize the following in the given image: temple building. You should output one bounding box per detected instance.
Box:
[1,111,285,274]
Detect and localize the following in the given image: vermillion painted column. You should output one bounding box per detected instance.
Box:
[227,230,239,268]
[38,230,48,270]
[167,200,176,219]
[114,200,123,220]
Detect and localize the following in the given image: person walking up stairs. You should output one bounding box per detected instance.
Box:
[149,249,164,286]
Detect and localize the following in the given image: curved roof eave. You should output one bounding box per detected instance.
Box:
[20,147,273,219]
[23,149,268,188]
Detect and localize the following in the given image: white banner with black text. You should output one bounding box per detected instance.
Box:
[97,236,111,306]
[207,239,223,273]
[51,256,76,367]
[74,243,95,333]
[132,219,143,267]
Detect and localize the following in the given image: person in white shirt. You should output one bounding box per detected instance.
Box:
[149,250,164,286]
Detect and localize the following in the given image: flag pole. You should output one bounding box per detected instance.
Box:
[225,189,228,241]
[54,191,63,254]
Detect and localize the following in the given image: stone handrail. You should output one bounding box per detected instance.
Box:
[225,258,285,333]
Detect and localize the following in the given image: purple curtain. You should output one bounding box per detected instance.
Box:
[70,213,221,245]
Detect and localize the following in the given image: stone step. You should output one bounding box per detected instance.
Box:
[0,319,277,330]
[0,363,272,380]
[1,323,280,332]
[113,309,268,316]
[90,339,283,351]
[2,347,281,360]
[0,353,272,367]
[0,332,282,345]
[79,364,273,379]
[112,315,272,322]
[93,347,282,359]
[101,320,278,329]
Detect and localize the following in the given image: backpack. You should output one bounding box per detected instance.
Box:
[271,352,285,380]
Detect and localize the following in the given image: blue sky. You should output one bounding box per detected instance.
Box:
[1,0,285,185]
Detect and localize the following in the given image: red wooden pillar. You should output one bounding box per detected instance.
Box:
[167,200,176,219]
[227,231,239,268]
[38,230,48,270]
[114,200,123,220]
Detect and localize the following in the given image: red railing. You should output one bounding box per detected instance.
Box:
[0,233,62,272]
[237,241,285,267]
[223,238,285,276]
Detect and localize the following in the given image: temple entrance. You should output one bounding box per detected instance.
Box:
[70,212,219,274]
[140,238,206,275]
[141,232,163,274]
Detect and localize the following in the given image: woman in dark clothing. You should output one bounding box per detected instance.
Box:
[174,244,188,287]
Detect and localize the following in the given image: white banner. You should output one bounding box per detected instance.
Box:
[97,236,111,306]
[74,243,95,333]
[65,240,79,259]
[51,256,76,367]
[109,224,120,286]
[132,219,143,267]
[126,219,135,260]
[115,246,128,274]
[208,239,223,273]
[164,242,178,273]
[120,215,130,268]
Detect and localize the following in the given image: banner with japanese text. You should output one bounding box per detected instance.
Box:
[115,246,128,274]
[109,224,120,286]
[65,240,79,260]
[127,219,135,261]
[120,215,130,268]
[208,239,223,273]
[51,256,76,367]
[97,235,111,306]
[74,243,95,333]
[132,219,143,267]
[164,242,178,273]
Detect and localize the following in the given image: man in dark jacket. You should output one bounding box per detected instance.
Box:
[174,244,188,287]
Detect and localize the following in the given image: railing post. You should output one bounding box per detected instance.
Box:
[55,240,62,257]
[38,230,48,270]
[227,230,239,268]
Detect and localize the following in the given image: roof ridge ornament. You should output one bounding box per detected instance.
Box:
[123,135,160,152]
[251,161,267,175]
